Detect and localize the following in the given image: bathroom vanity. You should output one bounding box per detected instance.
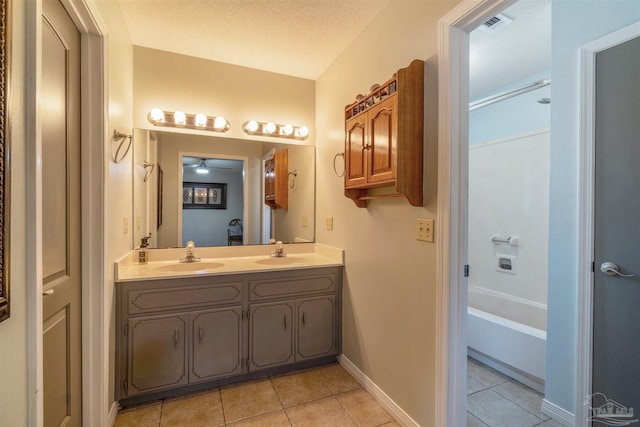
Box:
[114,244,343,406]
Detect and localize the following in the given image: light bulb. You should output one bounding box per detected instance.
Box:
[297,126,309,138]
[195,113,207,126]
[282,124,294,136]
[196,167,209,174]
[265,122,276,134]
[150,108,164,122]
[246,121,259,132]
[214,116,227,130]
[174,110,186,124]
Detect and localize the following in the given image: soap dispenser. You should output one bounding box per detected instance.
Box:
[137,235,151,264]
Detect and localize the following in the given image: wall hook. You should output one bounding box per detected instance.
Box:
[288,170,298,188]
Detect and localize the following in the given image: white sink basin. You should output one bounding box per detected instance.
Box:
[154,262,225,272]
[254,257,308,266]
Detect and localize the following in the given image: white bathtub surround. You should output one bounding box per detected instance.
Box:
[115,243,344,281]
[468,128,550,322]
[468,307,546,392]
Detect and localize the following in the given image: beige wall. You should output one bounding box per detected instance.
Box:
[315,1,459,425]
[94,0,134,416]
[0,0,28,425]
[133,46,315,145]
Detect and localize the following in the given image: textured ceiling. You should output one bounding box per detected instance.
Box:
[118,0,391,80]
[469,1,551,100]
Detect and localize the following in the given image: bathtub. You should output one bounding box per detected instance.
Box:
[467,305,546,392]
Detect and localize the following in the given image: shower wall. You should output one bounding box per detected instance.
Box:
[468,74,551,331]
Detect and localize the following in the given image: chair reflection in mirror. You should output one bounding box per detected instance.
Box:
[227,219,243,245]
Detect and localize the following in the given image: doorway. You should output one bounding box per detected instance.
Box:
[465,2,550,425]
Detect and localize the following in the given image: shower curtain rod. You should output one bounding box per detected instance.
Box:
[469,79,551,111]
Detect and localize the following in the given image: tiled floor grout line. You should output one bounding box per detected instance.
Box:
[485,380,549,422]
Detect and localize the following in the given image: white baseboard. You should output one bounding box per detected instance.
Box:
[338,354,419,427]
[108,401,119,427]
[541,398,574,426]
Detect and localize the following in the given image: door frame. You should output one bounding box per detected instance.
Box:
[576,21,640,427]
[26,0,107,425]
[435,0,517,425]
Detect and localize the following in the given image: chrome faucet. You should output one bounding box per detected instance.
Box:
[180,240,201,263]
[270,240,286,258]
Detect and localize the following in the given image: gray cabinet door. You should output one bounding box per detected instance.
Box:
[297,296,336,360]
[190,306,243,382]
[249,301,295,371]
[128,314,189,396]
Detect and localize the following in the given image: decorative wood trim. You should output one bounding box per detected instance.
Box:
[0,0,10,323]
[576,21,640,427]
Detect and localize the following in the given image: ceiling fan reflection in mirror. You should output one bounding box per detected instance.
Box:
[184,157,233,175]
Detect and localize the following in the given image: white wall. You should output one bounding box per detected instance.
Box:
[0,1,28,424]
[546,0,640,415]
[315,1,459,425]
[132,46,315,145]
[469,71,550,145]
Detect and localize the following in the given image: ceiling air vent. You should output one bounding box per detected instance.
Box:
[479,13,514,33]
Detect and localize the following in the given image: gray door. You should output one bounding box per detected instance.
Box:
[297,296,336,360]
[42,0,82,425]
[249,301,295,370]
[190,307,243,382]
[593,35,640,415]
[128,314,189,396]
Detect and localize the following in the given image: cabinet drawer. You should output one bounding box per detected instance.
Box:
[128,282,243,315]
[249,272,336,301]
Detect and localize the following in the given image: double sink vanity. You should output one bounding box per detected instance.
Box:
[114,243,344,406]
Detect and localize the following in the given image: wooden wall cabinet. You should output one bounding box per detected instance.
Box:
[116,267,341,406]
[344,59,424,207]
[264,149,288,210]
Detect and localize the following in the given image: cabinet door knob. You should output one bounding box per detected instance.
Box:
[283,315,287,330]
[174,329,179,348]
[199,326,203,344]
[302,312,306,326]
[364,144,372,150]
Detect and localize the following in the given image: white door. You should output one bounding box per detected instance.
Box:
[42,0,82,424]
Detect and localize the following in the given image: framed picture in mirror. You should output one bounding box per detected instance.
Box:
[183,182,227,210]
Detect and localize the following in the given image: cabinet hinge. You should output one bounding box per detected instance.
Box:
[124,380,128,393]
[464,265,470,277]
[124,324,129,335]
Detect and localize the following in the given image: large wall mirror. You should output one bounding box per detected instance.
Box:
[132,129,315,249]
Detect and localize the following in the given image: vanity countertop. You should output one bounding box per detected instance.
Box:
[115,243,344,282]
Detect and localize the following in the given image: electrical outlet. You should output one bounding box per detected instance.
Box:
[417,218,434,242]
[326,216,334,231]
[123,216,129,235]
[302,215,308,228]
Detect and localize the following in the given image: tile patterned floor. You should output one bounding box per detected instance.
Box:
[466,357,564,427]
[114,363,400,427]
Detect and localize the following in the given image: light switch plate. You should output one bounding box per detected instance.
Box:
[326,216,334,231]
[417,218,434,242]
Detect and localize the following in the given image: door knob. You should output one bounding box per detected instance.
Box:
[600,262,635,277]
[43,289,55,296]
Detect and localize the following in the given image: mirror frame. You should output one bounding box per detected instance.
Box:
[0,0,11,322]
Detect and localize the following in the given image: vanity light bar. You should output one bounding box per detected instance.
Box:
[147,108,230,133]
[242,120,309,141]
